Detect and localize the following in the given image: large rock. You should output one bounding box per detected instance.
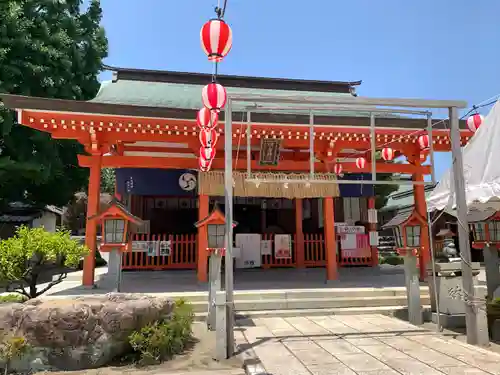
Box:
[0,293,175,372]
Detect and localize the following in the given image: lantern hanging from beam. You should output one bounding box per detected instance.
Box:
[200,146,216,161]
[199,128,219,148]
[199,157,212,172]
[333,164,343,175]
[417,134,429,150]
[200,19,233,62]
[381,147,395,161]
[202,82,227,112]
[355,157,366,169]
[197,107,218,130]
[467,114,484,133]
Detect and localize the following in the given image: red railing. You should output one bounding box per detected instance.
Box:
[304,233,326,266]
[261,233,296,268]
[121,232,375,271]
[122,233,197,270]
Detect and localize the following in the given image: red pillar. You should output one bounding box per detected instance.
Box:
[83,155,101,286]
[197,195,209,282]
[368,197,379,266]
[324,197,338,281]
[414,168,430,280]
[295,199,305,268]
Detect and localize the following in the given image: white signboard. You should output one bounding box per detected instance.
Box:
[260,240,273,255]
[274,234,292,259]
[235,234,262,269]
[159,240,172,256]
[335,224,366,234]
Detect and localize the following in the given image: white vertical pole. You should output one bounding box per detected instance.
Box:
[449,106,487,345]
[224,99,235,357]
[427,114,436,185]
[370,113,376,180]
[247,111,251,178]
[309,111,314,178]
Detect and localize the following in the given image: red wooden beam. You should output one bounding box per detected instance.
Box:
[78,155,431,174]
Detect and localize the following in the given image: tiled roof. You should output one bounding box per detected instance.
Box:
[380,183,436,212]
[90,79,401,118]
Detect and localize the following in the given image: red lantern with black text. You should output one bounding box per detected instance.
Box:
[197,107,218,129]
[333,164,343,175]
[381,147,395,161]
[418,134,429,150]
[199,157,212,172]
[202,83,227,112]
[200,146,216,161]
[199,128,219,148]
[467,114,484,133]
[355,157,366,169]
[200,19,233,62]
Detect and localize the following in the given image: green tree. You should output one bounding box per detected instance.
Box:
[0,226,89,298]
[101,168,116,194]
[0,0,108,208]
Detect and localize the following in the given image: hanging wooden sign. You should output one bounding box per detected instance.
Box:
[259,139,281,166]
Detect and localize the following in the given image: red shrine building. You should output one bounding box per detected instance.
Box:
[0,66,474,285]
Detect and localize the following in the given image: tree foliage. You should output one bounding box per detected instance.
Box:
[101,168,116,195]
[0,226,88,298]
[0,0,108,208]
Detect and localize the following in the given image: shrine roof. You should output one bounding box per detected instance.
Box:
[0,66,469,130]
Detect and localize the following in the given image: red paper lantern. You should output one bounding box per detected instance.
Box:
[199,128,219,148]
[381,147,395,161]
[333,164,343,175]
[200,19,233,62]
[199,157,212,172]
[418,134,430,150]
[467,114,484,133]
[197,107,218,129]
[355,157,366,169]
[202,83,227,112]
[200,146,216,161]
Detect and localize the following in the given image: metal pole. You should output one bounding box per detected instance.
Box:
[370,113,376,180]
[309,111,314,178]
[246,111,251,178]
[448,106,479,345]
[427,114,436,185]
[224,99,235,358]
[427,212,442,332]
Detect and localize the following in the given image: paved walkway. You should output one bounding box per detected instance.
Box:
[235,314,500,375]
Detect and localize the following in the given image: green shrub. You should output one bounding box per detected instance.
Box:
[381,255,404,266]
[128,299,194,365]
[0,226,89,299]
[78,249,107,270]
[0,294,27,304]
[0,334,30,374]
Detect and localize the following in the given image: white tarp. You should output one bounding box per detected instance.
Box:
[427,101,500,212]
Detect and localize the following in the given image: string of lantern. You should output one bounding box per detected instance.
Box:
[197,2,232,172]
[331,99,493,175]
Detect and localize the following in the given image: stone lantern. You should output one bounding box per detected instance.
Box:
[89,199,144,291]
[382,209,427,325]
[194,203,237,331]
[468,209,500,299]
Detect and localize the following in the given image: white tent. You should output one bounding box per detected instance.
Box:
[426,100,500,213]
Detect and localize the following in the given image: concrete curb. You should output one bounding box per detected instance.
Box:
[234,330,268,375]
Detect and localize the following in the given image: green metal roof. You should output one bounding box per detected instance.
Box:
[380,184,435,212]
[90,80,398,118]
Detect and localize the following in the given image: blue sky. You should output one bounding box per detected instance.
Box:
[97,0,499,180]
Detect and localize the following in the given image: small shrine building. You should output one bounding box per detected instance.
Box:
[0,66,473,285]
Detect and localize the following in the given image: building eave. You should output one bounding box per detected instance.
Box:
[103,64,362,95]
[0,93,471,131]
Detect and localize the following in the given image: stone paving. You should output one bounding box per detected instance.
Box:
[235,314,500,375]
